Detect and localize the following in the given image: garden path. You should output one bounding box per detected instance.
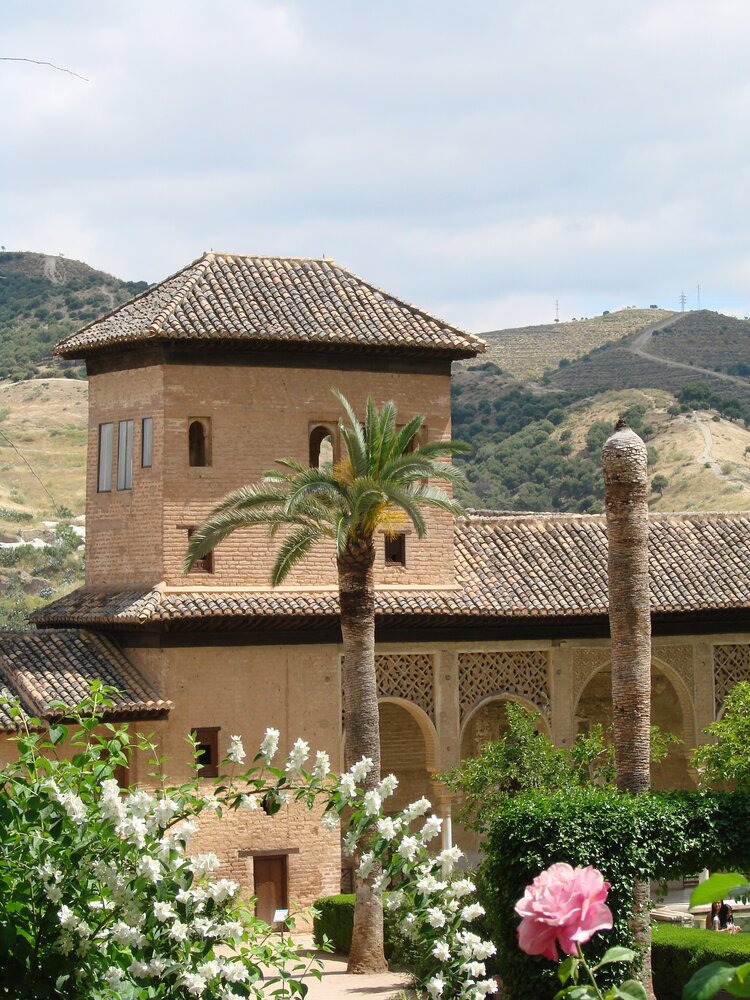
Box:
[292,937,414,999]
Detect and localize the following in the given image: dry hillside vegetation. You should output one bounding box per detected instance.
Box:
[647,311,750,372]
[554,389,750,512]
[0,251,148,379]
[474,308,675,379]
[0,378,88,524]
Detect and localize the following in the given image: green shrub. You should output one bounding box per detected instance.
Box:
[652,923,750,1000]
[480,788,750,1000]
[313,894,356,954]
[313,894,400,960]
[0,507,33,523]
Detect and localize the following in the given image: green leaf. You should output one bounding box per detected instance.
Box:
[615,983,649,1000]
[594,947,636,969]
[727,963,750,997]
[48,724,66,745]
[690,873,749,907]
[683,962,743,1000]
[554,987,599,1000]
[558,955,579,983]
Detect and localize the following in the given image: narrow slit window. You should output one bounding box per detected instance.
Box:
[117,420,134,491]
[384,533,406,566]
[97,423,113,492]
[189,419,210,467]
[192,727,220,778]
[141,417,153,468]
[187,527,214,574]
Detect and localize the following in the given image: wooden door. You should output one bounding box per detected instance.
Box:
[254,855,287,924]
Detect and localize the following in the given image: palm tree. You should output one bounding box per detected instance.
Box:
[184,391,469,973]
[602,418,654,999]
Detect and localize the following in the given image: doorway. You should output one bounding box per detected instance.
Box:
[254,855,288,923]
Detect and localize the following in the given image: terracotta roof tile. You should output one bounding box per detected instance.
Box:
[30,512,750,629]
[55,253,485,360]
[0,630,172,729]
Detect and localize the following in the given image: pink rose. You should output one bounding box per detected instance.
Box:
[515,863,613,962]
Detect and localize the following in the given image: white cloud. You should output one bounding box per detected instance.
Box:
[2,0,750,326]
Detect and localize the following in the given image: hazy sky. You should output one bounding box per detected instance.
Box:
[3,1,750,331]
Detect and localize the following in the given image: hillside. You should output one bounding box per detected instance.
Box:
[474,307,675,378]
[454,386,750,514]
[0,251,148,379]
[647,310,750,372]
[549,310,750,419]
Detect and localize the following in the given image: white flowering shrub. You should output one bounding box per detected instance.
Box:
[327,769,498,999]
[0,684,497,999]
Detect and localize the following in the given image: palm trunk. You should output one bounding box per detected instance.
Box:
[339,539,387,974]
[602,421,654,999]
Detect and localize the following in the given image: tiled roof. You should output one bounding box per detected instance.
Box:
[30,512,750,630]
[0,630,172,730]
[55,253,485,360]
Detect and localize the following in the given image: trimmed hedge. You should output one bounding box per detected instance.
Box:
[480,787,750,1000]
[313,895,357,954]
[312,895,399,960]
[652,924,750,1000]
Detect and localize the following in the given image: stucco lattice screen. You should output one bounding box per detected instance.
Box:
[458,650,550,723]
[341,654,435,722]
[714,644,750,714]
[375,654,435,721]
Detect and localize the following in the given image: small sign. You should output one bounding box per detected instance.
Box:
[273,908,289,924]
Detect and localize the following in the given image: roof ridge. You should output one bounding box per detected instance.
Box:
[208,250,332,263]
[54,253,210,355]
[325,259,486,351]
[146,252,215,337]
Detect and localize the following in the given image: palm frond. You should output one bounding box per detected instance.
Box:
[201,483,287,517]
[375,485,428,537]
[413,439,472,459]
[271,525,322,586]
[183,507,297,573]
[333,388,367,478]
[386,414,424,464]
[410,484,469,517]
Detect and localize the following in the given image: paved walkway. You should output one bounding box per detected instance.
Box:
[302,949,413,998]
[281,937,414,999]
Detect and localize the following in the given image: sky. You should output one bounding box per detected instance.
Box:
[2,1,750,332]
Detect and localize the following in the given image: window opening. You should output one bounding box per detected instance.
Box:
[141,417,153,468]
[187,527,214,574]
[189,419,210,467]
[97,423,113,492]
[384,533,406,566]
[191,727,220,778]
[309,425,334,468]
[117,420,134,491]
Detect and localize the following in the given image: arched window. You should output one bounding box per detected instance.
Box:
[189,419,210,467]
[309,425,334,469]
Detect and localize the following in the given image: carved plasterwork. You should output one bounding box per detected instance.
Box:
[572,648,610,705]
[457,650,550,722]
[375,653,435,721]
[654,645,694,695]
[714,644,750,714]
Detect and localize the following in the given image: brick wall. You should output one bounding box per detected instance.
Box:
[86,364,165,584]
[84,355,455,588]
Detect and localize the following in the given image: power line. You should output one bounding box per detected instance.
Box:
[0,57,89,82]
[0,428,57,507]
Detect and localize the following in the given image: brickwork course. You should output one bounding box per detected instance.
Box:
[3,252,750,918]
